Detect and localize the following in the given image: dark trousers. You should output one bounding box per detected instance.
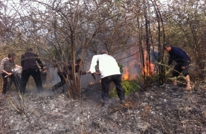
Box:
[51,71,75,92]
[7,73,21,90]
[101,74,125,102]
[2,73,20,94]
[173,64,190,77]
[20,68,43,94]
[51,72,66,91]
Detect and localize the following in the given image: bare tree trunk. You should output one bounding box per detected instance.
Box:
[151,0,166,85]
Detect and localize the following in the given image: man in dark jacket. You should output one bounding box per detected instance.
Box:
[165,45,192,90]
[51,59,86,92]
[20,48,46,94]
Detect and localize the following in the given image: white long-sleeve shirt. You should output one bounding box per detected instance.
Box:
[89,54,121,78]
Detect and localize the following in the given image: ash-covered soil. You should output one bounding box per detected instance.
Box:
[0,81,206,134]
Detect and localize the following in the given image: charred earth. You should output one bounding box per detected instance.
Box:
[0,81,206,134]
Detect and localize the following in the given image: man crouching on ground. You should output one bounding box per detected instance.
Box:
[87,49,125,106]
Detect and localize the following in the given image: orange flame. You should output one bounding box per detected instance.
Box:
[141,44,156,76]
[142,61,155,76]
[122,67,129,80]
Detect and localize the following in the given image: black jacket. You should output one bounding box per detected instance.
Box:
[66,65,86,75]
[57,64,86,79]
[21,51,44,71]
[168,46,191,66]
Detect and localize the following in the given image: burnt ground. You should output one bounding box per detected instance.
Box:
[0,81,206,134]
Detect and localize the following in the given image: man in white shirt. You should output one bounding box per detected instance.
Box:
[88,49,125,106]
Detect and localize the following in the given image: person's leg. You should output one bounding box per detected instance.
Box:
[51,82,64,91]
[101,76,111,104]
[12,73,21,92]
[41,72,47,84]
[20,69,31,94]
[172,65,182,86]
[112,75,125,101]
[7,77,13,90]
[182,65,191,90]
[185,75,191,90]
[51,72,66,91]
[31,69,43,92]
[2,73,8,94]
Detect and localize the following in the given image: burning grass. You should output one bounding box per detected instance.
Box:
[109,80,141,98]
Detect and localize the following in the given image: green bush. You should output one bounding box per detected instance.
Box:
[109,80,140,98]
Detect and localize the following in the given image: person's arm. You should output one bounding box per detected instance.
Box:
[80,70,86,75]
[0,58,12,76]
[74,65,87,75]
[168,54,173,65]
[0,58,6,73]
[2,69,12,76]
[21,54,25,67]
[87,55,100,80]
[88,55,98,73]
[36,55,44,69]
[15,64,22,69]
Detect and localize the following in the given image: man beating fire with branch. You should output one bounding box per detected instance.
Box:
[0,53,22,94]
[87,49,125,106]
[165,44,192,90]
